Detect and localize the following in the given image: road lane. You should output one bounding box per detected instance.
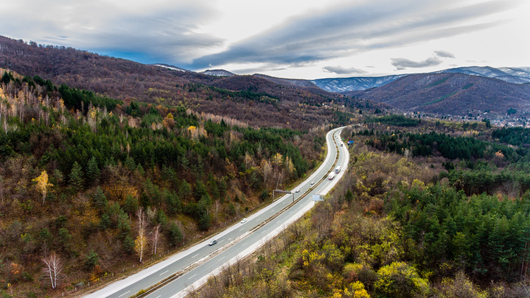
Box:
[85,127,347,298]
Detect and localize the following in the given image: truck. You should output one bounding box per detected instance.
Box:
[335,166,341,174]
[328,173,335,180]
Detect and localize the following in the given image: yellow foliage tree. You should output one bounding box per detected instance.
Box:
[33,170,53,203]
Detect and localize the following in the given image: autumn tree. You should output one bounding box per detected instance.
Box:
[42,252,63,289]
[33,170,53,203]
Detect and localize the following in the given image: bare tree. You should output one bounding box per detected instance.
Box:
[135,208,147,262]
[42,252,62,289]
[151,224,161,256]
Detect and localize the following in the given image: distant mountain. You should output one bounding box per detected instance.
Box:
[311,75,407,92]
[437,66,530,84]
[254,74,317,88]
[201,69,235,77]
[348,73,530,116]
[312,66,530,93]
[154,63,189,72]
[0,35,364,130]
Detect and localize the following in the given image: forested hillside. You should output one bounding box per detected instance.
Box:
[0,35,370,130]
[194,117,530,297]
[0,69,330,297]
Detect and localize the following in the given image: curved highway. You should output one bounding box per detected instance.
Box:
[84,126,349,298]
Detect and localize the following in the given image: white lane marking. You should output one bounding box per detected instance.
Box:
[189,274,197,280]
[192,253,199,258]
[219,256,225,261]
[219,240,224,243]
[239,228,244,231]
[242,242,247,246]
[118,291,131,297]
[159,270,168,276]
[228,238,232,241]
[156,296,161,298]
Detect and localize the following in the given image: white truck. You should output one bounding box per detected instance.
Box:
[335,166,341,174]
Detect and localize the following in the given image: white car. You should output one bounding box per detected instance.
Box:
[311,181,315,185]
[209,240,217,246]
[295,189,300,193]
[240,218,247,224]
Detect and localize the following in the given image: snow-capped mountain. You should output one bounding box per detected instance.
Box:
[437,66,530,84]
[311,75,407,92]
[202,69,235,77]
[153,63,189,72]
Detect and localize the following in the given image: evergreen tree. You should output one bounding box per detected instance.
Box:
[123,194,139,215]
[86,156,100,185]
[167,222,183,247]
[92,187,108,211]
[123,235,135,254]
[69,161,84,191]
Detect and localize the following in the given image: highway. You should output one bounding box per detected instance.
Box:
[84,126,349,298]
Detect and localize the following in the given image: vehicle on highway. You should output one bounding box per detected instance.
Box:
[311,181,315,185]
[328,173,335,180]
[335,166,341,174]
[240,218,247,224]
[295,189,300,193]
[209,240,217,246]
[341,143,343,147]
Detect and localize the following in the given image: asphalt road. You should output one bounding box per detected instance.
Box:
[84,126,348,298]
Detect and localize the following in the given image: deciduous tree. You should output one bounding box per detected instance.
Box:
[42,252,62,289]
[32,170,52,203]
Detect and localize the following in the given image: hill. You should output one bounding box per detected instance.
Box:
[0,68,333,297]
[346,73,530,116]
[0,35,364,130]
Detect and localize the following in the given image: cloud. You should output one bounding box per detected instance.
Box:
[435,50,456,58]
[191,0,519,69]
[391,57,443,70]
[0,0,223,64]
[323,66,367,75]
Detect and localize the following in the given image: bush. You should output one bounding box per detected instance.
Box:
[374,262,429,297]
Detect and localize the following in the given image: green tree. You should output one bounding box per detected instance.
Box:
[123,235,135,254]
[69,161,84,191]
[92,187,108,211]
[84,250,99,271]
[86,156,100,185]
[167,222,183,247]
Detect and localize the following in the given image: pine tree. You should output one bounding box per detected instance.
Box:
[167,222,183,247]
[86,156,100,185]
[69,161,84,191]
[92,187,108,211]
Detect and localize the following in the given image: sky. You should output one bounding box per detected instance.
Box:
[1,0,529,79]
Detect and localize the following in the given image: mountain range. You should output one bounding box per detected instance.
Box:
[345,73,530,116]
[1,34,529,118]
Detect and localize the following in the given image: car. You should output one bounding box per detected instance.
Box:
[311,181,315,185]
[341,143,343,147]
[295,189,300,193]
[241,218,247,224]
[208,240,217,246]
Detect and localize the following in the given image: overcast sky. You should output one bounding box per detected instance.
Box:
[1,0,529,79]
